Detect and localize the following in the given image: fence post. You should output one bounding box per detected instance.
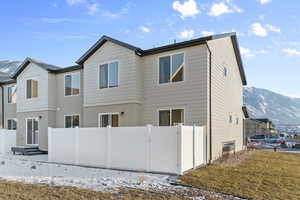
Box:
[203,126,207,165]
[146,124,152,172]
[177,124,183,175]
[48,127,52,162]
[193,124,196,169]
[75,128,79,165]
[106,125,111,168]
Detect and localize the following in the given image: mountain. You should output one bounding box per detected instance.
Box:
[0,60,21,75]
[244,87,300,125]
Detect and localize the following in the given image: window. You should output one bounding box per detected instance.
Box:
[7,85,17,103]
[159,53,184,84]
[99,113,119,127]
[229,115,233,123]
[224,67,228,77]
[159,109,184,126]
[99,61,118,89]
[65,72,80,96]
[236,117,239,125]
[64,115,80,128]
[7,119,17,130]
[26,79,38,99]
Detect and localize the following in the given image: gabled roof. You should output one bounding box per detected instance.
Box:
[76,32,247,85]
[76,35,143,65]
[13,57,61,78]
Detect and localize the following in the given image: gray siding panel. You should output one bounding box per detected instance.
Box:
[55,70,83,128]
[208,37,244,159]
[142,45,209,126]
[83,41,142,107]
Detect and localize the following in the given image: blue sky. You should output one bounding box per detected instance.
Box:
[0,0,300,97]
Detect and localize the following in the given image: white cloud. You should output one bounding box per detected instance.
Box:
[282,48,300,56]
[177,29,195,39]
[140,26,151,33]
[258,0,272,4]
[173,0,199,18]
[251,23,268,37]
[257,49,269,54]
[66,0,85,6]
[265,24,281,33]
[208,1,243,17]
[208,2,231,16]
[240,47,254,58]
[87,3,98,15]
[201,31,214,36]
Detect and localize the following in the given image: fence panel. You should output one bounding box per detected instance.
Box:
[110,127,148,170]
[49,128,76,164]
[150,126,178,174]
[0,130,16,154]
[77,128,107,167]
[48,125,206,175]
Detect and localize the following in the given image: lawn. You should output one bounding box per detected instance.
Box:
[179,151,300,200]
[0,179,185,200]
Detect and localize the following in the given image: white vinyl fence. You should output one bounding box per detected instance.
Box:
[0,129,16,154]
[48,125,207,175]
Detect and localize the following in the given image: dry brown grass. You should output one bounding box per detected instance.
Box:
[179,151,300,200]
[0,179,188,200]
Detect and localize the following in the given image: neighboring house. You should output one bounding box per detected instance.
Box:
[0,32,247,161]
[245,118,277,137]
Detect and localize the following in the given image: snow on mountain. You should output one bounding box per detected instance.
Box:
[244,87,300,125]
[0,60,21,75]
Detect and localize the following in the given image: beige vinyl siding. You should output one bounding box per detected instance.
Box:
[83,103,142,127]
[55,70,84,128]
[16,63,50,113]
[16,110,52,151]
[207,37,244,160]
[48,73,57,111]
[2,84,17,128]
[142,45,209,126]
[83,41,142,107]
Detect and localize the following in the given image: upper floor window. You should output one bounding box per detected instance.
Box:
[65,115,80,128]
[26,79,38,99]
[7,119,17,130]
[224,67,228,77]
[159,108,184,126]
[99,61,118,89]
[159,53,184,84]
[65,72,80,96]
[7,85,17,104]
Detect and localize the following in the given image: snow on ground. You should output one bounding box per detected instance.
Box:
[0,153,174,192]
[0,153,245,199]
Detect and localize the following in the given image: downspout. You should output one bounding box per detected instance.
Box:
[205,43,212,163]
[0,85,4,128]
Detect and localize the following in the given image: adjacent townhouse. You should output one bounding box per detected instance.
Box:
[0,32,247,161]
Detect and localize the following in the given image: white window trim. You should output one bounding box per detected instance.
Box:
[98,112,120,127]
[7,85,17,104]
[157,52,185,85]
[64,72,81,97]
[7,118,17,130]
[157,107,185,126]
[25,117,39,146]
[97,60,120,90]
[25,79,38,100]
[64,114,80,128]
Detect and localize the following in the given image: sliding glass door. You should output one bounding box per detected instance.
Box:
[26,118,39,145]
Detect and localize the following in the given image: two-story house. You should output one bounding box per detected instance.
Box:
[0,32,247,161]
